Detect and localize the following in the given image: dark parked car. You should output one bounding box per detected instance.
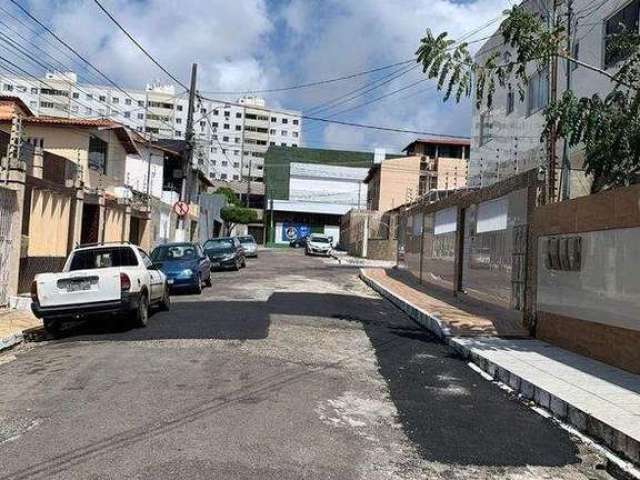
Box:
[238,235,258,258]
[289,236,308,248]
[150,242,211,294]
[204,237,246,271]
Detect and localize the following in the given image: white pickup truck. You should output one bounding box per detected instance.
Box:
[31,243,170,335]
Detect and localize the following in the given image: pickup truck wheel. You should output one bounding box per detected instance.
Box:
[159,285,171,311]
[43,319,62,338]
[132,293,149,328]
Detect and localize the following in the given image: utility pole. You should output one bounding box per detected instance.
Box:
[179,63,198,231]
[547,0,561,203]
[246,157,253,208]
[560,0,573,201]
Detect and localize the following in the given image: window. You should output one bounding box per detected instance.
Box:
[112,97,119,104]
[137,113,144,120]
[281,130,288,136]
[29,101,37,108]
[293,131,299,138]
[282,118,288,124]
[571,41,580,72]
[223,136,229,142]
[281,142,286,146]
[200,121,206,127]
[69,247,138,270]
[270,141,275,146]
[221,173,228,179]
[176,118,182,124]
[177,105,183,111]
[99,95,106,102]
[175,130,182,136]
[16,85,26,93]
[212,121,218,128]
[224,111,230,118]
[506,87,514,115]
[200,108,207,115]
[604,0,640,68]
[40,101,54,108]
[224,123,230,130]
[86,107,93,115]
[271,116,276,122]
[31,87,38,94]
[479,112,493,146]
[233,175,239,180]
[86,93,93,100]
[270,129,276,135]
[125,98,132,105]
[72,92,79,99]
[235,125,241,131]
[292,144,298,148]
[236,112,242,118]
[213,109,219,115]
[88,135,108,173]
[233,161,239,167]
[527,68,549,115]
[124,111,131,118]
[235,137,240,143]
[293,119,299,125]
[222,160,228,167]
[233,151,239,157]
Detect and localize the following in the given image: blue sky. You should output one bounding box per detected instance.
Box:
[5,0,509,153]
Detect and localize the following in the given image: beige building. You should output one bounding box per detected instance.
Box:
[403,138,470,194]
[365,156,421,212]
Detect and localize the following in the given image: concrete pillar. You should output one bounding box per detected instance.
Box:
[4,167,26,299]
[362,214,369,259]
[97,190,106,243]
[31,146,43,179]
[122,202,131,243]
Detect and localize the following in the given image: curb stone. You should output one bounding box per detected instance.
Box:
[359,268,640,467]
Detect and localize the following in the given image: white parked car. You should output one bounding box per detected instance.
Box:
[305,234,333,256]
[31,242,170,336]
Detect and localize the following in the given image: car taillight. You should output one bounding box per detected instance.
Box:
[30,281,38,302]
[120,273,131,291]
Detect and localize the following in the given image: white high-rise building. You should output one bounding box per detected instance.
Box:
[0,71,302,182]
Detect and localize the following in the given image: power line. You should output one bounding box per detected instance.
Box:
[91,0,189,91]
[200,59,415,95]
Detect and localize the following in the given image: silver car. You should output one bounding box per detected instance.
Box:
[305,234,333,256]
[238,235,258,258]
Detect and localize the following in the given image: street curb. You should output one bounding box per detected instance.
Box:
[358,269,451,339]
[358,268,640,467]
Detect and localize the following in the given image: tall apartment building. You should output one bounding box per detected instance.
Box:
[0,71,302,183]
[471,0,633,193]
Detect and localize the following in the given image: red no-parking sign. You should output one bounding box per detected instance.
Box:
[173,201,190,217]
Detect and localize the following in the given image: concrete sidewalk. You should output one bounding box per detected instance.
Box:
[0,308,41,351]
[360,267,640,466]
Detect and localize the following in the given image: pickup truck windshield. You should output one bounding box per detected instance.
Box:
[152,245,198,261]
[69,247,139,271]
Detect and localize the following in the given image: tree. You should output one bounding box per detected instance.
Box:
[214,187,257,234]
[220,206,258,235]
[415,4,640,195]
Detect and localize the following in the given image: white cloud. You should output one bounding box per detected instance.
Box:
[6,0,507,151]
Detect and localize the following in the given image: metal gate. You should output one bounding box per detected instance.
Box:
[0,187,16,306]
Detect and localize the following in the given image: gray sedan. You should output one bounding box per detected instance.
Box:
[238,235,259,258]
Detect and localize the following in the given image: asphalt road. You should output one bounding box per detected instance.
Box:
[0,249,614,479]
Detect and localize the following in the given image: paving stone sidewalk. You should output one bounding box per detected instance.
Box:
[360,267,640,467]
[0,308,42,351]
